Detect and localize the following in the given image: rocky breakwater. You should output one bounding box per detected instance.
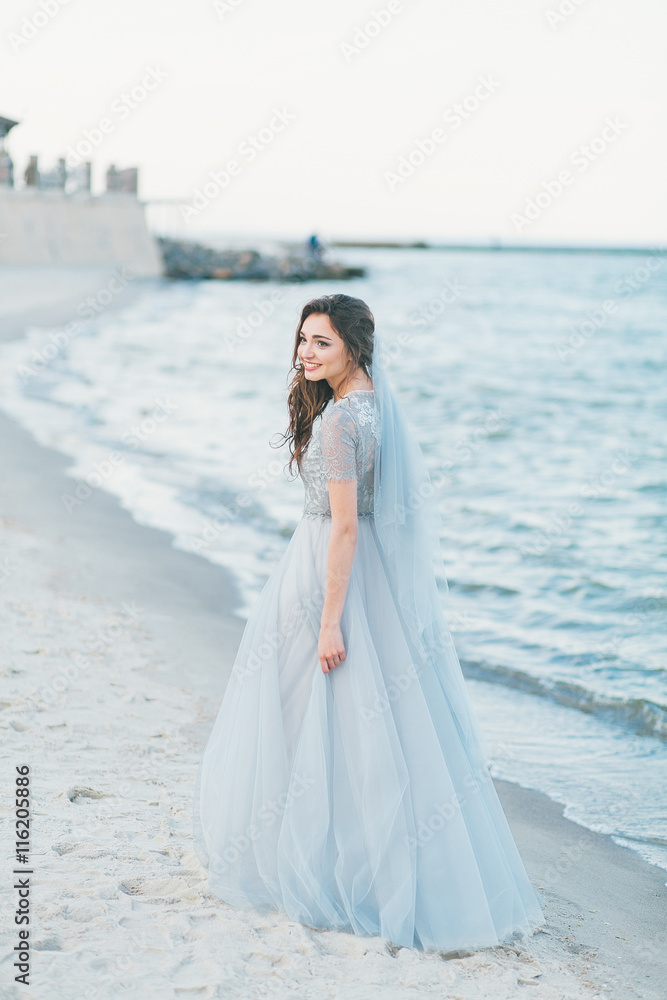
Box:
[157,237,365,282]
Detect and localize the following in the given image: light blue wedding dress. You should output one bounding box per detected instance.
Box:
[193,358,545,954]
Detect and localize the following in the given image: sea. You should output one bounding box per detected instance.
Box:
[1,245,665,876]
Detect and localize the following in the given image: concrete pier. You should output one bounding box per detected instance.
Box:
[0,188,162,277]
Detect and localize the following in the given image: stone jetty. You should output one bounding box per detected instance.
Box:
[157,236,366,282]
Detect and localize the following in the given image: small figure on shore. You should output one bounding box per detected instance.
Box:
[307,232,325,262]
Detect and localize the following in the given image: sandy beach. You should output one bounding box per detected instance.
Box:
[1,269,666,999]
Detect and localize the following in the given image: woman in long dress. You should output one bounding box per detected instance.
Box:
[193,293,545,953]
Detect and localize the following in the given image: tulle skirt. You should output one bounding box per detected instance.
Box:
[193,514,545,953]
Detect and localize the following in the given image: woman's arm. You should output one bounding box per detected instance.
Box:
[319,478,358,673]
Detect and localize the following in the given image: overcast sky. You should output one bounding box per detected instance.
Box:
[1,0,665,245]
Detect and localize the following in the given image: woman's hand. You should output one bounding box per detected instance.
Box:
[319,622,346,673]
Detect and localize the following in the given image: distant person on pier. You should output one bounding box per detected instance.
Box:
[307,232,325,262]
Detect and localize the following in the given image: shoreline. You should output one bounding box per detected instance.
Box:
[1,272,665,998]
[0,265,158,343]
[328,240,665,254]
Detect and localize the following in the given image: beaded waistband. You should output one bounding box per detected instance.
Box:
[302,510,375,519]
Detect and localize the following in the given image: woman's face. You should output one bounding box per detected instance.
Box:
[297,313,349,384]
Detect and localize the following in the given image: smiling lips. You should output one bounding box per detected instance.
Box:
[303,361,322,371]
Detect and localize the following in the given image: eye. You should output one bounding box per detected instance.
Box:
[299,335,329,348]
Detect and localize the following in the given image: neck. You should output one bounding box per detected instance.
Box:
[330,370,372,402]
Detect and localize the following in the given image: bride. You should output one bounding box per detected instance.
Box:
[193,293,544,953]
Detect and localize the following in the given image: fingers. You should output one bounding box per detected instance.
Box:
[320,649,346,673]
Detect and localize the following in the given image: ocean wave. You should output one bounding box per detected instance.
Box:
[461,659,667,741]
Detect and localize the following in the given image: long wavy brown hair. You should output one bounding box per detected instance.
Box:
[277,294,374,478]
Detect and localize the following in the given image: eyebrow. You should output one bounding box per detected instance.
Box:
[300,332,332,342]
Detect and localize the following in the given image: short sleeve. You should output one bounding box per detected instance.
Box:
[321,405,357,482]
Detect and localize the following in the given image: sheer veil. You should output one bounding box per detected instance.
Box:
[370,328,491,765]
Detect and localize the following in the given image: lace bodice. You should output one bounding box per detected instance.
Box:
[299,390,378,518]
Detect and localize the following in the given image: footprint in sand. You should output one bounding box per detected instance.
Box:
[119,876,200,903]
[66,785,112,802]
